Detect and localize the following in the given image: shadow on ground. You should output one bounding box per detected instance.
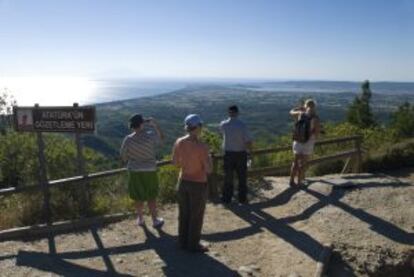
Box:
[2,175,413,276]
[11,225,239,277]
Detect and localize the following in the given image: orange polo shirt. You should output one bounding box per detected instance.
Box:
[172,135,212,183]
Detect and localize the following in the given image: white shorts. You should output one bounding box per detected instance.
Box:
[292,138,315,155]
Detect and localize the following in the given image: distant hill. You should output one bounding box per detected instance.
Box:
[87,79,414,105]
[243,80,414,94]
[85,84,414,158]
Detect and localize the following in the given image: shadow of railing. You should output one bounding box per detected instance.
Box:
[205,177,413,266]
[3,174,412,276]
[10,225,239,277]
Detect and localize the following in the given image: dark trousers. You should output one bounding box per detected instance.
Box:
[222,151,247,203]
[177,179,208,250]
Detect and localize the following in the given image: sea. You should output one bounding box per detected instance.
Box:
[2,77,414,107]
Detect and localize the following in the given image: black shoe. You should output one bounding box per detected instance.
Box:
[221,198,231,204]
[239,199,249,205]
[190,244,209,253]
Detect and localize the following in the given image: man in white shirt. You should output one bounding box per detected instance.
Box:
[219,105,252,204]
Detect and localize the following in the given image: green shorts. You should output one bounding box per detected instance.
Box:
[128,171,159,201]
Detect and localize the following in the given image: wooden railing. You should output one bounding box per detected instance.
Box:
[208,135,362,197]
[0,135,362,225]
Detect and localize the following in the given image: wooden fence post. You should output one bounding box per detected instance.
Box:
[354,136,363,173]
[35,104,51,223]
[73,103,90,216]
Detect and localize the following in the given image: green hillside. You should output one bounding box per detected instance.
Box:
[89,85,414,157]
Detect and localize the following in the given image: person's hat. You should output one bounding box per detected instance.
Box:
[184,114,203,130]
[129,114,144,128]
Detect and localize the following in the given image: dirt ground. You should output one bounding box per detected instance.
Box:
[0,171,413,277]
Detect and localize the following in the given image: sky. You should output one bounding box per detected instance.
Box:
[0,0,413,105]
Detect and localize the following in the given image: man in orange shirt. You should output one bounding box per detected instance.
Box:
[172,114,212,252]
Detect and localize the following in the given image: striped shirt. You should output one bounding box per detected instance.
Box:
[120,126,161,171]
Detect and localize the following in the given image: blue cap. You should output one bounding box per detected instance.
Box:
[184,114,203,128]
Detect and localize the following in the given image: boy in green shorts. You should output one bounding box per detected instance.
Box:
[120,114,164,228]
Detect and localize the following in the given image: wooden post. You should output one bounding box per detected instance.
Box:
[340,157,352,175]
[354,136,363,173]
[73,103,90,216]
[35,104,51,223]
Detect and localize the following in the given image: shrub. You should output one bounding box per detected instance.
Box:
[364,139,414,172]
[158,165,179,203]
[309,160,345,176]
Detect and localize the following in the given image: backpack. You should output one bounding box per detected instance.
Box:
[293,113,313,143]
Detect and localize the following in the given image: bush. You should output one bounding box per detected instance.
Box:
[0,192,43,229]
[158,165,179,203]
[364,139,414,172]
[309,160,345,176]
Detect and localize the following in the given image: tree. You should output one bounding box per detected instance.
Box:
[390,102,414,138]
[201,128,222,154]
[0,89,17,134]
[346,80,376,128]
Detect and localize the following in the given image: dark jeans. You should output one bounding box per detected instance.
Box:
[222,151,247,203]
[177,179,208,250]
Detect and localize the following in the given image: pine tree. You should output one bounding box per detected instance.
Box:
[391,102,414,138]
[346,80,376,128]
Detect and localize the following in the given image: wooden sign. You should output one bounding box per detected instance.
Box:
[13,106,96,132]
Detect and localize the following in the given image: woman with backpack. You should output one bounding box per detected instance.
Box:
[289,99,321,187]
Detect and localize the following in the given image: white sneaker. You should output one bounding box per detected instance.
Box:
[136,217,145,227]
[152,217,164,228]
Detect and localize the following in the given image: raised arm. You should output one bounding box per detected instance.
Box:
[289,107,304,118]
[148,118,164,141]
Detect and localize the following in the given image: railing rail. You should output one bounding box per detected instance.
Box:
[0,135,362,198]
[0,134,362,233]
[208,135,362,197]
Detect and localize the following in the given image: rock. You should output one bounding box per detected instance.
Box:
[288,273,301,277]
[152,258,166,267]
[116,258,124,264]
[238,266,253,275]
[202,241,211,248]
[249,264,261,271]
[210,251,220,257]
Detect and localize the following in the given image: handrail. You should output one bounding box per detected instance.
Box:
[0,161,173,197]
[212,135,361,159]
[0,135,362,198]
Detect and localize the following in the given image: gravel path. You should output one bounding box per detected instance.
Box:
[0,173,413,276]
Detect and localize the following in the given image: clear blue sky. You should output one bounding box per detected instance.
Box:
[1,0,413,81]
